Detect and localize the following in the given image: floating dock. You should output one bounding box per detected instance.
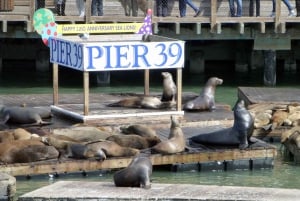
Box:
[19,181,300,201]
[0,93,277,176]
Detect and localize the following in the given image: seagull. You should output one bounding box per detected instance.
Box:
[78,33,89,40]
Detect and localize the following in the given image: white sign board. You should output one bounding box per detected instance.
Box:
[49,36,185,71]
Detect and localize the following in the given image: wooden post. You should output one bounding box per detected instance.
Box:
[144,69,150,95]
[83,71,89,115]
[53,63,58,105]
[275,0,281,33]
[85,0,91,23]
[210,0,217,33]
[263,50,276,86]
[176,68,182,111]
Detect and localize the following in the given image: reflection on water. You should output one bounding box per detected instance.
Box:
[1,62,300,197]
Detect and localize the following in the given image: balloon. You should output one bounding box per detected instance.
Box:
[41,22,59,46]
[33,8,55,35]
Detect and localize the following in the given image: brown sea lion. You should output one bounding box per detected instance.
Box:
[11,145,59,163]
[120,124,158,138]
[161,72,177,102]
[183,77,223,111]
[13,128,32,140]
[151,116,186,154]
[114,156,152,189]
[52,126,112,142]
[0,105,52,126]
[107,96,175,109]
[0,139,53,163]
[84,140,140,157]
[0,131,14,142]
[106,134,161,149]
[41,135,81,150]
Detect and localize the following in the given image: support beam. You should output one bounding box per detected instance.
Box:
[83,72,89,115]
[176,68,182,111]
[144,69,150,96]
[53,63,59,105]
[263,50,276,86]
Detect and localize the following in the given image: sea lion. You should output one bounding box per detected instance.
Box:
[0,139,53,163]
[52,126,112,142]
[151,116,186,154]
[114,156,152,189]
[66,143,106,160]
[107,96,175,109]
[0,130,14,142]
[13,128,32,140]
[183,77,223,111]
[84,140,140,158]
[11,145,59,163]
[106,134,161,149]
[161,72,177,102]
[41,135,81,150]
[120,124,158,138]
[190,99,254,149]
[0,105,52,126]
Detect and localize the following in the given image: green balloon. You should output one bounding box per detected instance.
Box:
[33,8,55,35]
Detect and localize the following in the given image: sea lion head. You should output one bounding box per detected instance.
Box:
[94,148,107,161]
[170,116,180,129]
[161,72,172,79]
[207,77,223,86]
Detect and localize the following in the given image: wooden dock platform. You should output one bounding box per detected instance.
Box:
[238,87,300,106]
[0,92,278,177]
[0,139,276,177]
[19,181,300,201]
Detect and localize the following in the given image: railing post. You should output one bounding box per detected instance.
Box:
[85,0,92,23]
[210,0,217,33]
[275,0,281,33]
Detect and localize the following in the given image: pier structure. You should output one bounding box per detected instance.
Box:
[0,0,300,85]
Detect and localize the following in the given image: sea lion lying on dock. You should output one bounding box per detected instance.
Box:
[106,134,161,149]
[107,96,175,109]
[120,124,158,138]
[0,139,58,163]
[151,116,186,154]
[161,72,177,102]
[183,77,223,111]
[41,134,107,160]
[66,143,107,160]
[114,156,152,189]
[86,140,140,157]
[0,105,52,126]
[52,126,112,142]
[190,99,254,149]
[11,145,59,163]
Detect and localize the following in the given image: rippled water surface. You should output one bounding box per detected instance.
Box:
[15,145,300,197]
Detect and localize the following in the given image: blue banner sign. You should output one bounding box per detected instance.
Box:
[49,36,185,71]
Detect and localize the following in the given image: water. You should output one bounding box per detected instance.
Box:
[15,145,300,197]
[1,61,300,197]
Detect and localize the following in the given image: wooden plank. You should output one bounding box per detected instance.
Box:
[238,87,300,105]
[0,147,277,176]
